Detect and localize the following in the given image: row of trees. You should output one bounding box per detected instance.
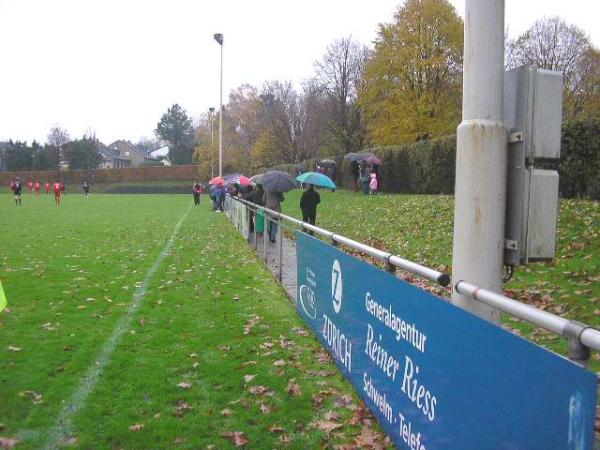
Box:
[3,136,104,171]
[189,0,599,177]
[2,127,105,171]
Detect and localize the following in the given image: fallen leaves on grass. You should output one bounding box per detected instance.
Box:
[285,379,302,397]
[259,402,274,414]
[309,420,343,434]
[7,346,21,352]
[173,437,185,445]
[0,436,19,449]
[19,390,43,404]
[221,408,233,416]
[316,349,331,363]
[173,400,192,417]
[243,314,261,335]
[268,425,285,433]
[129,423,145,432]
[292,326,310,336]
[243,374,255,383]
[177,382,192,390]
[248,385,273,396]
[220,431,248,447]
[42,322,57,331]
[354,427,387,449]
[324,410,341,421]
[272,359,286,367]
[333,394,353,408]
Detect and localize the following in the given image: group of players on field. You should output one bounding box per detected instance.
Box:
[9,177,90,206]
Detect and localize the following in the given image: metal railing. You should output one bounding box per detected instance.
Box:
[224,194,600,367]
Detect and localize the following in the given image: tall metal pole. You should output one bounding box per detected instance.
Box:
[218,37,223,177]
[209,107,215,179]
[451,0,507,323]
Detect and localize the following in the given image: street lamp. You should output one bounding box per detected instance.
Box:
[213,33,223,177]
[209,107,215,179]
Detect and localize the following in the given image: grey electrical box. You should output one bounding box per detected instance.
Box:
[503,65,563,266]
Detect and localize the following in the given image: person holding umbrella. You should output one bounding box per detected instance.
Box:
[258,171,297,243]
[300,184,320,235]
[264,189,284,242]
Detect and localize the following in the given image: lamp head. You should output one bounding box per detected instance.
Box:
[213,33,223,45]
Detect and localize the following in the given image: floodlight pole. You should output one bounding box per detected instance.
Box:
[214,33,224,177]
[209,107,215,179]
[451,0,507,323]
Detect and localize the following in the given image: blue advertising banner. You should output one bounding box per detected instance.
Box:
[295,231,597,450]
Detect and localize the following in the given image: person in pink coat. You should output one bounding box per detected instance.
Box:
[369,172,378,195]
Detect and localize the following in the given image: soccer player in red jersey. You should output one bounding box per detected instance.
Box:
[34,181,41,195]
[27,181,33,194]
[53,179,62,205]
[45,182,51,194]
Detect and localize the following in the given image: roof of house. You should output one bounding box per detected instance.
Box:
[97,142,116,161]
[149,145,169,159]
[109,140,148,158]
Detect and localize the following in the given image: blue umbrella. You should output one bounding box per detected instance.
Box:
[296,172,336,189]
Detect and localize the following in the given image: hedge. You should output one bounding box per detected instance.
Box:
[558,118,600,199]
[321,119,599,199]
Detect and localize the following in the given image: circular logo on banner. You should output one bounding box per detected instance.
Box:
[331,259,343,313]
[299,285,317,320]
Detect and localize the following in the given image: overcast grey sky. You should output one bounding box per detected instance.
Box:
[1,0,598,145]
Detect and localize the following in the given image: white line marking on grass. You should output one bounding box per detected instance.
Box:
[43,202,193,450]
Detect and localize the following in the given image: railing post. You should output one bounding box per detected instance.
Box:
[263,214,268,263]
[278,217,283,282]
[564,321,591,368]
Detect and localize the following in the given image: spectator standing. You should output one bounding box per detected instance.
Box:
[300,184,320,235]
[369,173,378,195]
[214,183,225,211]
[264,189,284,243]
[192,180,202,205]
[359,161,370,195]
[249,184,265,237]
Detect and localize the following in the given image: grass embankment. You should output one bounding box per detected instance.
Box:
[0,194,388,449]
[282,189,600,373]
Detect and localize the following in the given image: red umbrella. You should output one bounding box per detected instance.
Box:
[209,176,224,185]
[237,176,253,187]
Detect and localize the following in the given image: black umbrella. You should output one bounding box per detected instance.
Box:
[343,152,375,162]
[259,170,297,192]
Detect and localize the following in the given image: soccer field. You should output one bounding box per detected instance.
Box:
[0,194,383,449]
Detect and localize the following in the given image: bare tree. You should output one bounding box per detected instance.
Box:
[46,126,70,169]
[314,36,368,155]
[47,125,70,148]
[507,17,599,118]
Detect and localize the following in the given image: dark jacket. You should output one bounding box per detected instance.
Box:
[300,189,321,213]
[248,188,265,206]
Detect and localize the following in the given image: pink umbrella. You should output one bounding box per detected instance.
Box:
[366,156,382,166]
[237,176,253,187]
